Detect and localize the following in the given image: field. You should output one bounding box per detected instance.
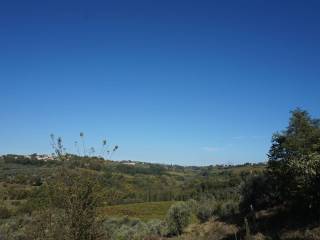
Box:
[100,201,177,221]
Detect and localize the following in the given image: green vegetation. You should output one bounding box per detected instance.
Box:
[166,202,192,236]
[237,108,320,239]
[27,169,105,240]
[100,201,176,221]
[268,109,320,215]
[1,108,320,239]
[0,151,256,239]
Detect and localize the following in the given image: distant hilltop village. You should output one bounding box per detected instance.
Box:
[0,153,140,165]
[25,154,55,161]
[0,154,55,161]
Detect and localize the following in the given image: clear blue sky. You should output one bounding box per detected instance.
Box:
[1,0,320,165]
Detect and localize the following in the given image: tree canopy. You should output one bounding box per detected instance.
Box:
[267,108,320,214]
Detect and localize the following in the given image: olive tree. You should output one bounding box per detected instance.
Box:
[166,202,192,236]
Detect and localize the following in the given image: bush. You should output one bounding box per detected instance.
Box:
[16,200,34,215]
[215,200,239,218]
[24,169,105,240]
[147,219,168,237]
[186,199,197,213]
[7,187,31,200]
[166,202,192,236]
[10,200,21,207]
[195,197,239,223]
[103,217,167,240]
[24,209,67,240]
[112,222,149,240]
[196,199,215,223]
[239,174,274,213]
[0,206,11,219]
[0,215,31,240]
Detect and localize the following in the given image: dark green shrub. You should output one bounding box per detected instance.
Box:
[239,174,274,213]
[0,206,11,219]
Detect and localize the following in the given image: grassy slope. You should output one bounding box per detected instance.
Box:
[100,201,177,221]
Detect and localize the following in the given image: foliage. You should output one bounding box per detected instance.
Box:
[0,153,262,205]
[0,150,265,239]
[185,199,197,213]
[101,201,176,221]
[196,198,215,223]
[0,215,32,240]
[239,173,274,213]
[147,219,168,237]
[170,220,239,240]
[113,163,166,176]
[0,205,11,219]
[25,168,105,240]
[195,197,239,223]
[166,202,192,236]
[103,217,167,240]
[267,109,320,214]
[215,199,239,218]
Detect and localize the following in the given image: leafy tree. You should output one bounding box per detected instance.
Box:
[267,109,320,213]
